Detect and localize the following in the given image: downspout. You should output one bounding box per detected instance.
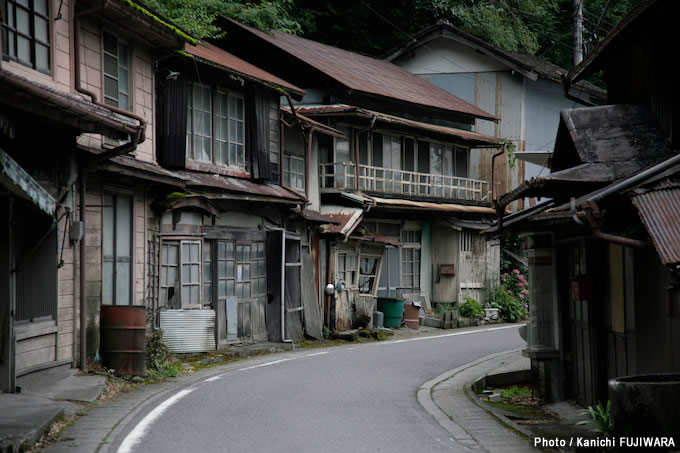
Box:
[579,151,680,248]
[306,126,314,199]
[79,166,87,371]
[491,149,506,229]
[74,0,147,143]
[355,116,377,191]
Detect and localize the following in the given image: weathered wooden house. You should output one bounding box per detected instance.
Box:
[492,0,680,408]
[212,18,506,330]
[0,0,192,389]
[151,42,342,347]
[384,22,604,208]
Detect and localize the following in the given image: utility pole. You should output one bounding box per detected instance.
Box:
[574,0,584,65]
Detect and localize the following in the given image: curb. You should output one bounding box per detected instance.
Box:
[417,349,525,444]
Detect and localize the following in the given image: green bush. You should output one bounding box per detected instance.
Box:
[145,329,179,375]
[491,286,528,322]
[458,297,485,319]
[434,302,455,318]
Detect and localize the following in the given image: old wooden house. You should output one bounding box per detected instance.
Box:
[0,0,192,389]
[151,42,342,347]
[213,18,506,330]
[385,22,604,209]
[493,0,680,408]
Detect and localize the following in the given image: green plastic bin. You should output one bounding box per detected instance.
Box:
[377,297,404,328]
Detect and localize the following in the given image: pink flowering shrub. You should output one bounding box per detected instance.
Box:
[491,269,530,322]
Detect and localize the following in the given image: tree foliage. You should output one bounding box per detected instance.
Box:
[142,0,302,39]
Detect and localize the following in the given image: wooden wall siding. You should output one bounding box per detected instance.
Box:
[431,225,459,304]
[15,334,56,372]
[76,18,156,160]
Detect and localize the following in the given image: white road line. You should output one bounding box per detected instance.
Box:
[203,376,221,382]
[375,325,520,345]
[239,357,298,371]
[117,388,196,453]
[305,351,328,357]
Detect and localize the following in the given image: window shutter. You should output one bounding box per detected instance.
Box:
[157,76,188,168]
[248,87,272,181]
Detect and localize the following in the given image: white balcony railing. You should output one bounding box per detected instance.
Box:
[319,162,490,202]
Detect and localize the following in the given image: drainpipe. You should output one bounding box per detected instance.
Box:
[491,149,505,201]
[579,151,680,248]
[74,1,147,143]
[79,166,87,371]
[306,126,314,199]
[355,116,377,191]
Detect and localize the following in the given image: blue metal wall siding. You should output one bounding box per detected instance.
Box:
[523,78,584,180]
[429,73,476,105]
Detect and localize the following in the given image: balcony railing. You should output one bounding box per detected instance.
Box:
[319,162,490,202]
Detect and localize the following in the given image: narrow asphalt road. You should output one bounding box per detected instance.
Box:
[110,325,526,453]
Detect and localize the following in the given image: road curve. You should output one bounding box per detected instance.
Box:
[110,325,526,453]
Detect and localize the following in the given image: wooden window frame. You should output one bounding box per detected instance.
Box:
[102,30,131,111]
[102,193,134,306]
[186,82,247,171]
[1,0,50,73]
[283,153,305,193]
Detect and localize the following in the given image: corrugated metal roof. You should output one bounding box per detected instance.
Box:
[294,104,501,147]
[370,196,495,214]
[184,43,305,96]
[176,170,304,203]
[630,179,680,266]
[350,231,401,247]
[319,205,364,236]
[222,18,497,121]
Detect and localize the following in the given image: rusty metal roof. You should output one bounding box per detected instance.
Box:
[294,104,501,147]
[184,43,305,97]
[176,170,304,204]
[319,205,364,236]
[350,231,401,247]
[370,196,495,214]
[630,178,680,267]
[221,18,497,121]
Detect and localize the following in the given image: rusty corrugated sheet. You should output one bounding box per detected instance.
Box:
[176,170,304,202]
[222,18,497,121]
[184,43,305,96]
[631,180,680,266]
[295,104,500,147]
[319,205,364,236]
[370,196,495,214]
[349,231,401,247]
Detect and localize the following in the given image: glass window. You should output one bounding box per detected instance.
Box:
[1,0,50,73]
[160,240,202,309]
[359,256,379,294]
[283,154,305,193]
[103,194,132,305]
[102,32,130,111]
[336,252,358,287]
[186,84,246,169]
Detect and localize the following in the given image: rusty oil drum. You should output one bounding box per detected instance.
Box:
[100,305,146,376]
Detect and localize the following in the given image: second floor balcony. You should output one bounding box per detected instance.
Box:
[319,162,490,203]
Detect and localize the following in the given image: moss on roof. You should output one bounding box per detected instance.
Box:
[121,0,198,46]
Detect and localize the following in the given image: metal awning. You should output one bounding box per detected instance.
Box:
[515,151,552,166]
[0,148,56,216]
[319,205,364,236]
